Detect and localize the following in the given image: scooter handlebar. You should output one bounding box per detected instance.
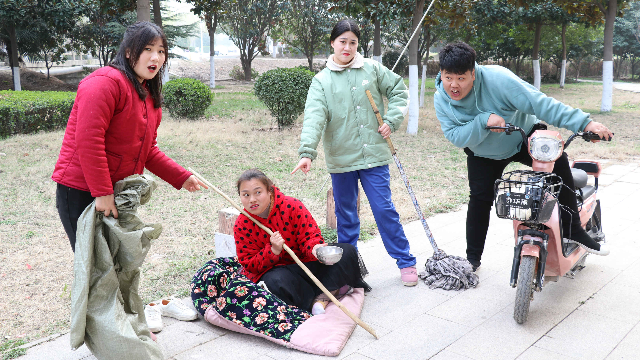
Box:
[485,124,527,143]
[565,131,614,149]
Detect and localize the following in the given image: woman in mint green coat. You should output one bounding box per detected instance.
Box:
[291,19,418,286]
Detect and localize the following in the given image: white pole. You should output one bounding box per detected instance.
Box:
[391,0,436,72]
[407,65,419,134]
[419,64,427,107]
[210,55,216,88]
[560,59,566,88]
[12,67,21,91]
[533,59,541,90]
[601,61,613,112]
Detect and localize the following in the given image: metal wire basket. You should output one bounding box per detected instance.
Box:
[494,170,563,223]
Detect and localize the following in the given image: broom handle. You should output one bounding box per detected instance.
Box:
[364,91,440,254]
[188,168,378,339]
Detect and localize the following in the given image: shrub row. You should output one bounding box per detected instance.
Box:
[0,91,76,139]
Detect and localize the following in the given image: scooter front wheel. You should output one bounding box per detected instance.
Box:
[514,255,537,324]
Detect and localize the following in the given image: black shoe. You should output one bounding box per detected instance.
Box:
[565,227,610,256]
[467,258,480,272]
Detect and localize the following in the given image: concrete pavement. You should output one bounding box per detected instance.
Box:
[15,162,640,360]
[576,79,640,93]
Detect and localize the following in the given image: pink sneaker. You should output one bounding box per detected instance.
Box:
[400,266,418,286]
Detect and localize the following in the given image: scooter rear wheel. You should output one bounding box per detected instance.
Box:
[514,255,537,324]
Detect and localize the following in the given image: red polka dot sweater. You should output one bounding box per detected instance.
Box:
[234,186,325,282]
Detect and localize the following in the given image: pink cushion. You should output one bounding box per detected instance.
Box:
[288,288,365,356]
[203,288,366,356]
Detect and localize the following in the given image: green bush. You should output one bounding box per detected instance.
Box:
[382,50,408,76]
[254,67,314,129]
[0,91,75,139]
[229,65,259,81]
[163,78,213,119]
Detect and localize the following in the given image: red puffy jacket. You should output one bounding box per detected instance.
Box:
[52,66,190,197]
[234,186,325,282]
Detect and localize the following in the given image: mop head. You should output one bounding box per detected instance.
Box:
[418,250,479,291]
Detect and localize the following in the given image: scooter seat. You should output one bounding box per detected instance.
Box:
[571,168,588,188]
[579,185,596,201]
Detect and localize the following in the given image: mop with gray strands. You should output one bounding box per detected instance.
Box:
[362,0,477,290]
[365,91,478,291]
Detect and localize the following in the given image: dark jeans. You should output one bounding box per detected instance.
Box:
[464,126,580,263]
[259,243,364,311]
[55,183,94,252]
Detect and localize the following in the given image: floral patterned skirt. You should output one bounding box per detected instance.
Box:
[191,257,311,341]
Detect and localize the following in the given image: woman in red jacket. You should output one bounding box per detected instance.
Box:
[234,169,369,315]
[52,22,206,252]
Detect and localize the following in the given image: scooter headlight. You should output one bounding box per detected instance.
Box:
[530,134,563,162]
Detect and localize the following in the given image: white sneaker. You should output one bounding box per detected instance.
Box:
[158,297,198,321]
[144,303,163,332]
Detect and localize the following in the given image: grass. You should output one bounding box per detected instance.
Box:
[1,339,27,360]
[0,80,638,342]
[203,90,267,118]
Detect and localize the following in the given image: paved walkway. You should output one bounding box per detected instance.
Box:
[16,163,640,360]
[577,79,640,93]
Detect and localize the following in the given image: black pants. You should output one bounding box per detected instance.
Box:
[259,243,366,311]
[55,183,94,252]
[465,126,580,263]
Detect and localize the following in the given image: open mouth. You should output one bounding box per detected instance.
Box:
[148,65,157,71]
[450,89,460,97]
[250,204,259,209]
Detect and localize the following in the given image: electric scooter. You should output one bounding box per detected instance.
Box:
[487,123,610,324]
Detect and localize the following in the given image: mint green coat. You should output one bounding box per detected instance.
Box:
[298,59,409,173]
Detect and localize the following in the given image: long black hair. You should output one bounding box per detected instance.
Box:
[330,19,360,43]
[110,21,168,108]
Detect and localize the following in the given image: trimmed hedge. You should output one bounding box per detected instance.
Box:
[0,91,76,139]
[163,78,213,119]
[382,50,408,76]
[254,67,314,129]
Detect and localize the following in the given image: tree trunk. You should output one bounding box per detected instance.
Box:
[206,14,218,88]
[45,54,51,80]
[137,0,151,22]
[152,0,162,27]
[532,22,542,90]
[419,27,430,108]
[560,23,567,88]
[308,56,314,71]
[241,48,253,81]
[8,24,21,91]
[208,23,217,88]
[407,0,425,135]
[373,19,382,63]
[601,0,616,112]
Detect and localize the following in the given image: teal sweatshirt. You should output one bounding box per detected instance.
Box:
[434,64,592,160]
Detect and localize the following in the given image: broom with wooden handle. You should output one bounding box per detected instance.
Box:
[188,168,378,339]
[364,90,478,291]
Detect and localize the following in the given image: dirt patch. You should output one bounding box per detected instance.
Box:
[168,57,326,83]
[0,68,77,92]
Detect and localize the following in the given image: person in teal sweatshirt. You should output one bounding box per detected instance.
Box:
[433,42,613,271]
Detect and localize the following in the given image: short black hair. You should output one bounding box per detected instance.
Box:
[439,42,476,75]
[330,19,360,43]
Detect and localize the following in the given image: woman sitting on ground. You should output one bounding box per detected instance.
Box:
[234,169,369,315]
